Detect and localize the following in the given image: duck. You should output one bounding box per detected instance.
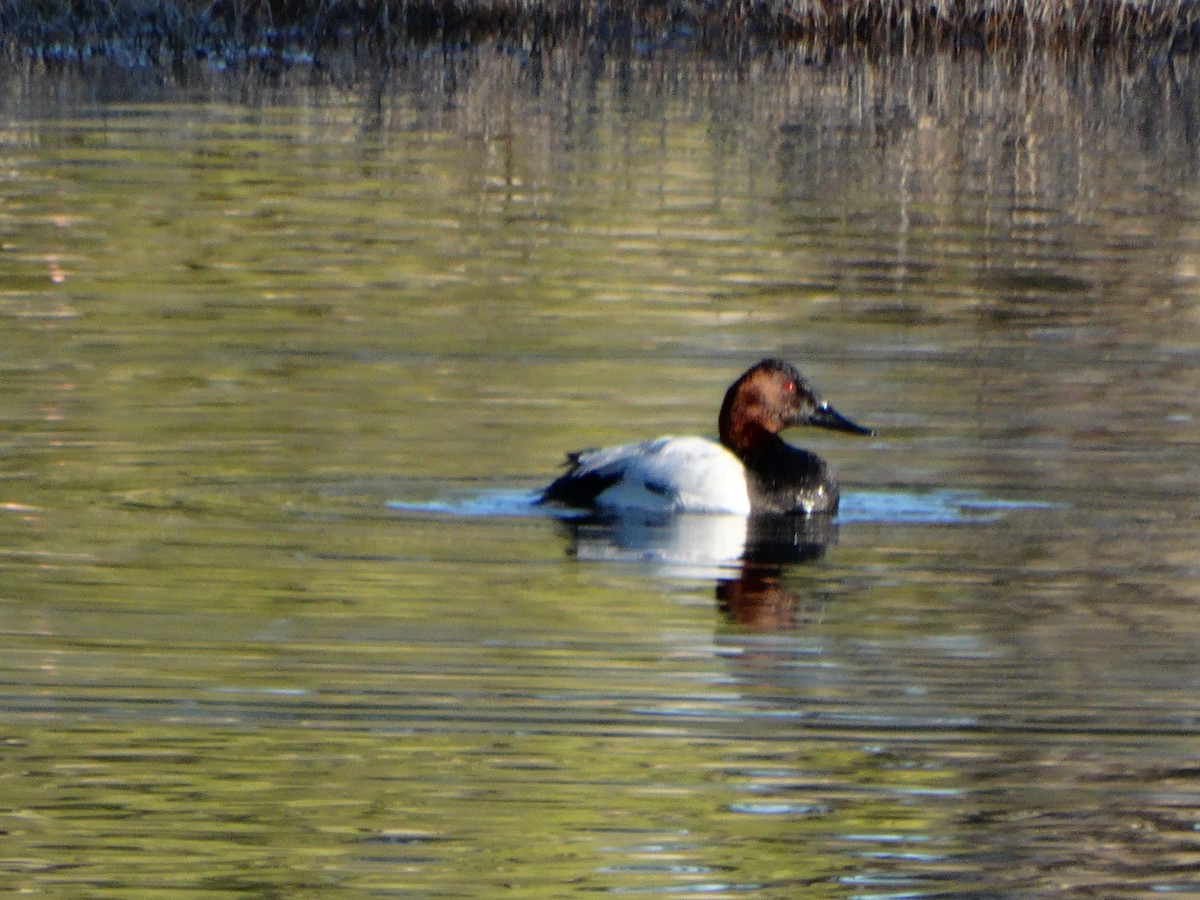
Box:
[539,358,873,517]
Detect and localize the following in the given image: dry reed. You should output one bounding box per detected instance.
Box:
[1,0,1198,67]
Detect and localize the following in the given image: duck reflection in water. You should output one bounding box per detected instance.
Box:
[716,514,836,629]
[558,511,836,629]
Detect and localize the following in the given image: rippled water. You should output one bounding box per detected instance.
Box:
[2,48,1200,897]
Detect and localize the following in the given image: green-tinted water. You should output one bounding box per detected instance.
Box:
[2,48,1200,896]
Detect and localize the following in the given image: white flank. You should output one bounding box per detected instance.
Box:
[572,436,752,515]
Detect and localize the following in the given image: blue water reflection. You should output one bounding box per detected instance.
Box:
[387,487,1059,525]
[387,488,1061,576]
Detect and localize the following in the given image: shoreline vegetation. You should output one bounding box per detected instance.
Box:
[1,0,1199,69]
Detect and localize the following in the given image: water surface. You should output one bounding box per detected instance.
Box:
[1,48,1199,897]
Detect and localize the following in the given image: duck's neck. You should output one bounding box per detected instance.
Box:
[718,387,777,464]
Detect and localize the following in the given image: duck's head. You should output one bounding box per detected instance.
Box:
[718,358,874,450]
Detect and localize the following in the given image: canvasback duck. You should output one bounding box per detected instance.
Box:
[539,358,874,516]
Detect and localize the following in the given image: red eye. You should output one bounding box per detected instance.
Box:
[783,380,795,392]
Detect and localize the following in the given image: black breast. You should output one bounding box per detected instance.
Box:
[742,437,840,515]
